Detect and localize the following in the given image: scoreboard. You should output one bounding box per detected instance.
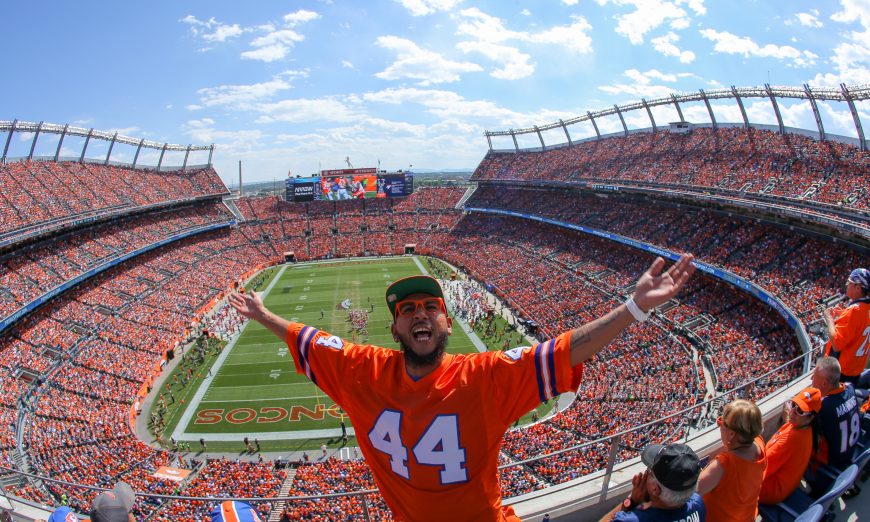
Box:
[285,170,414,202]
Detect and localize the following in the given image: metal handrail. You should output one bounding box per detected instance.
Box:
[0,347,814,517]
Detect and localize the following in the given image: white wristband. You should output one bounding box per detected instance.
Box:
[625,297,649,322]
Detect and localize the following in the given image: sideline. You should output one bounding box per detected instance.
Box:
[171,265,289,441]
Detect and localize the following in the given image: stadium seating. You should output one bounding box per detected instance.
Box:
[0,161,228,243]
[0,153,864,520]
[472,127,868,213]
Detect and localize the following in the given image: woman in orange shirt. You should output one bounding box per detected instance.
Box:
[698,399,767,521]
[759,387,821,504]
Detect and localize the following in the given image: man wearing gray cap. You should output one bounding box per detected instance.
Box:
[601,443,705,522]
[90,482,135,522]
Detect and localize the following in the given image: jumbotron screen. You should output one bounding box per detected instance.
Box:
[285,169,413,201]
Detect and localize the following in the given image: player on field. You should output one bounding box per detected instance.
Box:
[229,254,695,521]
[823,268,870,385]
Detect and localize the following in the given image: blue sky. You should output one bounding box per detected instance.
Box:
[2,0,868,185]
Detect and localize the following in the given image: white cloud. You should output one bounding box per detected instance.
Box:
[699,29,818,67]
[375,36,482,85]
[811,0,870,85]
[795,10,823,28]
[180,15,245,43]
[395,0,464,16]
[107,126,141,136]
[598,68,698,99]
[594,0,691,45]
[254,98,363,124]
[194,71,308,110]
[341,60,355,69]
[456,41,533,79]
[520,9,531,16]
[651,31,695,63]
[452,8,592,79]
[562,0,579,4]
[283,10,321,26]
[241,10,320,62]
[203,24,243,42]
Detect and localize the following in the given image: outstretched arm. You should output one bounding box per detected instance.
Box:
[569,254,695,366]
[228,290,292,341]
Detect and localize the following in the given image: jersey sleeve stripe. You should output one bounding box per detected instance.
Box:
[546,339,559,398]
[534,340,556,403]
[298,326,319,385]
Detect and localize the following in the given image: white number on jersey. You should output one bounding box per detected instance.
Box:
[368,411,468,484]
[369,410,409,479]
[315,335,344,350]
[412,415,468,484]
[839,412,861,453]
[855,326,870,357]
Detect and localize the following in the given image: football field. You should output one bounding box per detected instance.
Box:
[166,256,489,452]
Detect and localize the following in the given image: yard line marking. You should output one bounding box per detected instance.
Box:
[199,395,328,403]
[172,264,289,441]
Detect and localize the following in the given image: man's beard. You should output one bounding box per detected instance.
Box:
[398,331,449,369]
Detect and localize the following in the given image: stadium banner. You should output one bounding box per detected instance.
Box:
[0,222,235,334]
[377,173,414,197]
[286,176,319,202]
[153,466,191,482]
[465,207,808,345]
[320,168,378,200]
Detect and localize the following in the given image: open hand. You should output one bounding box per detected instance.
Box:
[228,290,265,319]
[633,254,695,312]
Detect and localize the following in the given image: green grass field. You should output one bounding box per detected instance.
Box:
[156,256,551,453]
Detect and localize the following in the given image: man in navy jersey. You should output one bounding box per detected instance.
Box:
[812,357,860,469]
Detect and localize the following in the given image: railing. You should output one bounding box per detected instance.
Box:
[0,348,814,520]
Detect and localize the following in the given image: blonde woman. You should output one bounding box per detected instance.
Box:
[698,399,767,521]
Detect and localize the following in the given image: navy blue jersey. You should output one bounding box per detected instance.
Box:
[819,384,860,468]
[613,493,705,522]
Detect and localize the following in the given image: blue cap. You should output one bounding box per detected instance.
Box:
[849,268,869,291]
[47,506,78,522]
[210,500,263,522]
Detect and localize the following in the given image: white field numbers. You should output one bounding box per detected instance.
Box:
[369,410,468,484]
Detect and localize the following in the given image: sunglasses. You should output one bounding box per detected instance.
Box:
[789,402,813,416]
[716,415,735,431]
[395,297,446,317]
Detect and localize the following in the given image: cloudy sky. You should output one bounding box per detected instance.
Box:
[2,0,868,185]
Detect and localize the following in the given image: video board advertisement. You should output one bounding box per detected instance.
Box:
[320,168,378,200]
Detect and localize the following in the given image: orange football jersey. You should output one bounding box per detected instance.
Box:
[826,301,870,377]
[285,323,583,521]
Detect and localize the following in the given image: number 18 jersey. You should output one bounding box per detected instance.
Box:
[285,323,583,522]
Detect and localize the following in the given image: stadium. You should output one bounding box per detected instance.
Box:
[0,79,868,521]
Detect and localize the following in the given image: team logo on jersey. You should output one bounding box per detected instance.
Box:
[503,346,531,361]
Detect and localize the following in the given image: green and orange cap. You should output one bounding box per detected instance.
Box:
[385,275,445,317]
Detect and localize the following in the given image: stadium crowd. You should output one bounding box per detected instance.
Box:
[0,144,865,520]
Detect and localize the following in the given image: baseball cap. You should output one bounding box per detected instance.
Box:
[385,275,444,317]
[848,268,869,291]
[47,506,78,522]
[210,500,264,522]
[792,386,822,414]
[90,482,135,522]
[641,443,701,491]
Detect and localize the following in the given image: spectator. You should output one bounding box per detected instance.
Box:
[600,443,704,522]
[90,482,135,522]
[698,399,766,522]
[231,256,695,521]
[823,268,870,385]
[759,387,821,504]
[810,357,860,471]
[46,506,77,522]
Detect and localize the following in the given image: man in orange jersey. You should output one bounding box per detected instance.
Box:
[229,254,695,521]
[824,268,870,385]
